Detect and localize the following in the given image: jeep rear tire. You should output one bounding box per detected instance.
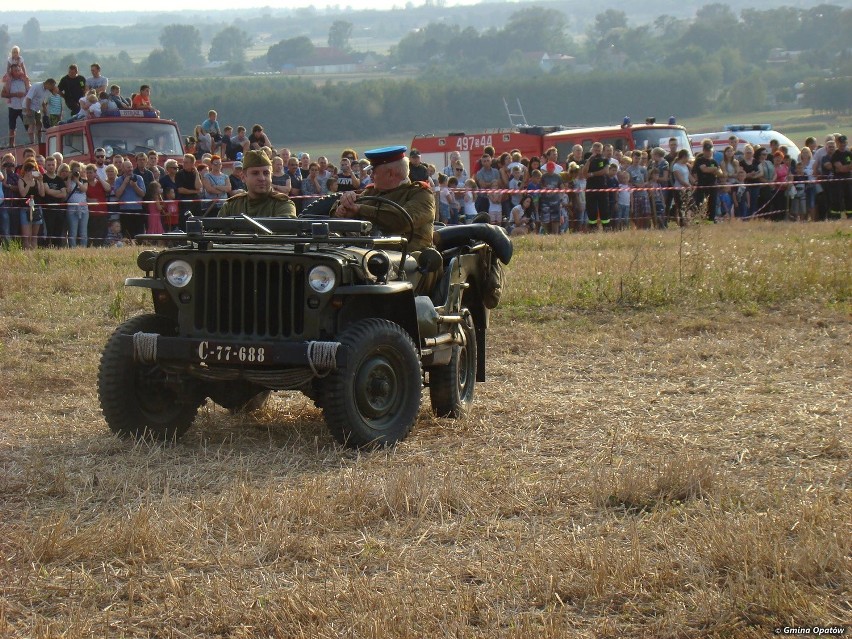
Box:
[99,314,204,441]
[322,319,422,448]
[429,310,477,418]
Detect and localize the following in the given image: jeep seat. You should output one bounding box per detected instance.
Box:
[433,223,513,265]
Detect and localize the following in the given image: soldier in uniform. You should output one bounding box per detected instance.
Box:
[333,146,435,252]
[219,150,296,218]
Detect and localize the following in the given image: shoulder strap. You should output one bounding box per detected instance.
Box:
[66,182,79,202]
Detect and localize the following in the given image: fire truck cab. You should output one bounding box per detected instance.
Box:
[412,118,692,171]
[2,110,185,166]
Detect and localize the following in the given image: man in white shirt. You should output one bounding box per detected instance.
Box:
[86,63,108,95]
[23,78,57,143]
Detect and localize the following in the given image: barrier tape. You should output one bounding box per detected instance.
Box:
[1,178,848,242]
[2,176,850,207]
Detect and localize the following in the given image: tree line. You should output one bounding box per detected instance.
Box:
[145,71,708,146]
[2,2,851,147]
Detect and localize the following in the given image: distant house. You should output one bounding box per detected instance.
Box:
[540,53,575,72]
[515,51,576,72]
[767,48,803,64]
[288,47,363,75]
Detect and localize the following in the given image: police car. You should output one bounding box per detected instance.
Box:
[689,124,801,161]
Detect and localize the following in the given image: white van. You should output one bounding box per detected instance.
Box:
[689,124,801,161]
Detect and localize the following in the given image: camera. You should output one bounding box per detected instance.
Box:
[72,170,80,178]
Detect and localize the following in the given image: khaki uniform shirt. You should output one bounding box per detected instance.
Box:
[352,180,435,252]
[218,191,296,218]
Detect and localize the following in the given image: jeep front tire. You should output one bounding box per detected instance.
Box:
[322,319,422,448]
[98,314,204,441]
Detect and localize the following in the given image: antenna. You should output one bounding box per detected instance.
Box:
[503,98,528,128]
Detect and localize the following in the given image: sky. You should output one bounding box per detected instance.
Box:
[18,0,481,13]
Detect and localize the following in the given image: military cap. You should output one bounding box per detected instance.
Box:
[365,146,407,167]
[242,150,272,170]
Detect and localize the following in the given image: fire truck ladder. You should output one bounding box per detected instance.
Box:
[503,98,528,128]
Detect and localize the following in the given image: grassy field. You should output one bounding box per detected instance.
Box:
[0,220,850,637]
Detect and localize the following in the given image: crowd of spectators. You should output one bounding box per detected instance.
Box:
[3,46,154,147]
[1,48,850,248]
[425,135,851,238]
[1,132,850,248]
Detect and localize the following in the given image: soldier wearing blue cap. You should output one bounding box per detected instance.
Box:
[333,146,435,252]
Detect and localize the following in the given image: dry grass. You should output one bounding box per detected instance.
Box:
[0,221,850,638]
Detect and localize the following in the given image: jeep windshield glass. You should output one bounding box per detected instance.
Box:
[632,128,691,154]
[89,121,183,158]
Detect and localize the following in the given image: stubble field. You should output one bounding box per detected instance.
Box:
[0,220,849,638]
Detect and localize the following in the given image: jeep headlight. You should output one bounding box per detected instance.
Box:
[308,265,336,293]
[165,260,193,287]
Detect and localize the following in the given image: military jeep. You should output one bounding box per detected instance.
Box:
[98,200,512,448]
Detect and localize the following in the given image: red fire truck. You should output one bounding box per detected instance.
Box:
[1,110,185,166]
[411,118,691,171]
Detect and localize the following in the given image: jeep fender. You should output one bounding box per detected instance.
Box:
[125,277,178,319]
[334,284,420,350]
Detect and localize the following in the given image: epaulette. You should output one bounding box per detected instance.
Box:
[269,191,292,201]
[226,192,248,201]
[414,180,432,191]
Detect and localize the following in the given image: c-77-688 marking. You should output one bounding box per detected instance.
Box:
[196,341,266,363]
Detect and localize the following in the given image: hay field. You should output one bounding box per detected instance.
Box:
[0,220,849,638]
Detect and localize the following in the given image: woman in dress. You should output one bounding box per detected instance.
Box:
[202,155,231,216]
[144,181,166,234]
[17,158,44,249]
[798,146,816,221]
[509,194,536,236]
[270,156,291,196]
[670,149,692,226]
[739,144,761,218]
[85,163,109,244]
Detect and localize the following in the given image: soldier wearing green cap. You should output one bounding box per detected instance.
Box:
[219,150,296,218]
[333,146,435,252]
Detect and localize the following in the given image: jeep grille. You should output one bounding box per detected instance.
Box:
[192,257,306,337]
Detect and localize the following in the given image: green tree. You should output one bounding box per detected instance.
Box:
[209,26,250,63]
[266,36,315,69]
[592,10,627,40]
[140,48,184,78]
[0,25,10,58]
[112,50,137,77]
[681,3,740,51]
[328,20,353,51]
[721,74,767,113]
[21,17,41,49]
[504,7,570,53]
[160,24,203,68]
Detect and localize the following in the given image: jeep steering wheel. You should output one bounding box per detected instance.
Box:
[354,195,415,244]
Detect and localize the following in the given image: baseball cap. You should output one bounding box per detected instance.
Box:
[233,161,243,168]
[409,148,421,158]
[838,135,848,144]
